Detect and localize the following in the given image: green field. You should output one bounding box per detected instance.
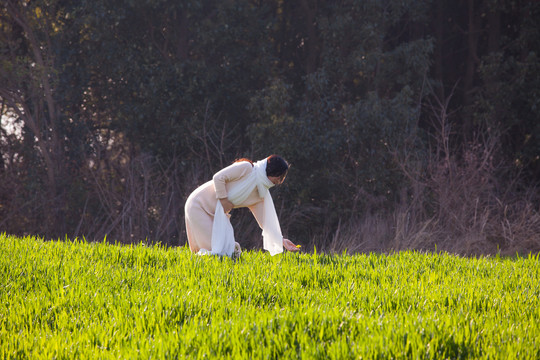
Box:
[1,234,539,359]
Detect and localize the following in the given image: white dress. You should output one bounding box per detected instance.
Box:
[184,161,266,253]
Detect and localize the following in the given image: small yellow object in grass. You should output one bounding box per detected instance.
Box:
[296,245,302,248]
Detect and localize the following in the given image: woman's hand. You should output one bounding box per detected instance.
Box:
[283,238,300,252]
[219,198,234,213]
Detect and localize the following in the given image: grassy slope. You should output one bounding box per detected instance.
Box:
[1,234,539,359]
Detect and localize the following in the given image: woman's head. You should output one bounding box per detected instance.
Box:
[266,155,289,185]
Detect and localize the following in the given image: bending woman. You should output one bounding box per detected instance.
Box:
[185,155,299,256]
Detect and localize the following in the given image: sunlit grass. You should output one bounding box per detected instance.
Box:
[1,234,539,359]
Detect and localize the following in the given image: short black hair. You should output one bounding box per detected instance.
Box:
[266,155,289,177]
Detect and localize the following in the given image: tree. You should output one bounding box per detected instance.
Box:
[248,0,434,237]
[0,0,74,234]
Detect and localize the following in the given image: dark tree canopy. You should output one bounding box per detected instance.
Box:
[1,0,539,254]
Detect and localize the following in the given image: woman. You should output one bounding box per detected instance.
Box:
[185,155,299,257]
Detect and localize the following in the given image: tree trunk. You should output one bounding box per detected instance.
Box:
[463,0,481,141]
[433,1,446,101]
[4,0,67,235]
[487,8,501,54]
[174,9,189,60]
[299,0,319,74]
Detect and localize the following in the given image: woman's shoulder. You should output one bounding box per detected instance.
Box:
[230,160,254,171]
[214,160,253,180]
[230,161,254,177]
[234,158,254,166]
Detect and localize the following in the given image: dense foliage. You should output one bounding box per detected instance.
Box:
[1,234,539,358]
[1,0,539,252]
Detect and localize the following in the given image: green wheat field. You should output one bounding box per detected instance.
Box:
[1,234,539,359]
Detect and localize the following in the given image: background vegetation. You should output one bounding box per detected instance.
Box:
[2,234,539,358]
[1,0,539,254]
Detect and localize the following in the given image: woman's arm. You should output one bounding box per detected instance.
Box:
[219,198,234,213]
[213,162,252,212]
[283,238,300,252]
[248,201,264,230]
[249,202,300,252]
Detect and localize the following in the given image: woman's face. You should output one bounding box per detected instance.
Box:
[268,173,287,185]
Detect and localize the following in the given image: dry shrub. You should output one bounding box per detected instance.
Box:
[0,153,58,237]
[317,164,539,256]
[76,103,241,246]
[319,89,540,255]
[489,195,540,254]
[413,90,540,255]
[79,153,192,245]
[313,215,393,254]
